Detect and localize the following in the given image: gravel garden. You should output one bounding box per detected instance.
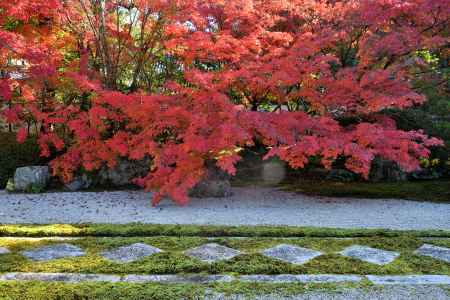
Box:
[1,0,450,299]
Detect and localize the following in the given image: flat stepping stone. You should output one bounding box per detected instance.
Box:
[122,274,234,284]
[240,274,362,283]
[415,244,450,263]
[339,245,399,265]
[184,243,240,263]
[367,275,450,285]
[262,244,322,265]
[22,243,85,261]
[101,243,162,263]
[0,272,120,283]
[0,247,11,255]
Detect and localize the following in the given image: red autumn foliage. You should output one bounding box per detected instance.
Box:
[0,0,447,205]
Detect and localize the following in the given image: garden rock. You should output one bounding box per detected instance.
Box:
[262,244,322,265]
[190,180,232,198]
[65,174,92,191]
[339,245,399,265]
[367,275,450,285]
[326,169,358,182]
[98,158,150,187]
[369,158,407,182]
[239,274,362,283]
[13,166,50,191]
[0,273,120,283]
[304,168,330,179]
[261,158,287,185]
[234,152,287,185]
[415,244,450,263]
[101,243,162,263]
[184,243,240,263]
[234,151,263,181]
[190,164,232,198]
[0,247,10,255]
[22,243,85,261]
[122,274,233,284]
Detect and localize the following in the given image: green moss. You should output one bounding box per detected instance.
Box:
[0,281,205,300]
[0,236,448,276]
[1,223,449,238]
[0,280,378,300]
[0,232,448,299]
[422,239,450,248]
[282,180,450,203]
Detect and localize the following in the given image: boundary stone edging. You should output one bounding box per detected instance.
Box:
[1,273,449,285]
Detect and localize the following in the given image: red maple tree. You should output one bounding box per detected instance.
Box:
[1,0,447,204]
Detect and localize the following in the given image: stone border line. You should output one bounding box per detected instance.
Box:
[1,273,450,285]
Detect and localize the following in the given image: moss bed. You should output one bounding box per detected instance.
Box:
[0,235,449,276]
[0,224,449,299]
[281,179,450,203]
[0,281,371,300]
[1,223,450,238]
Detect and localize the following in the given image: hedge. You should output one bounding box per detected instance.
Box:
[0,132,43,188]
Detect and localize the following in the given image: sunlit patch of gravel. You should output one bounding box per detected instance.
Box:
[0,187,449,230]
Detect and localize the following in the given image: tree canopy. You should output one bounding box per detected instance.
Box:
[0,0,448,204]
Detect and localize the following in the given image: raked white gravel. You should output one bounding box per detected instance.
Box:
[0,187,449,230]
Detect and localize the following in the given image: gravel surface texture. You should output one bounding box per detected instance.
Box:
[0,187,449,230]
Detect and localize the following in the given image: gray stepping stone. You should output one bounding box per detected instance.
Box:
[339,245,399,265]
[239,274,362,283]
[262,244,322,265]
[0,247,11,255]
[101,243,162,263]
[0,272,120,283]
[122,274,234,284]
[415,244,450,263]
[367,275,450,285]
[22,243,85,261]
[184,243,240,263]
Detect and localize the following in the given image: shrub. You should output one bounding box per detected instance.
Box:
[0,132,43,188]
[387,109,450,178]
[389,109,450,144]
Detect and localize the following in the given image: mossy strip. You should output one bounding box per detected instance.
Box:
[0,280,371,300]
[0,223,449,238]
[281,180,450,203]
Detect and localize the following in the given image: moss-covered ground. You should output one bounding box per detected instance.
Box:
[0,224,448,299]
[281,179,450,203]
[1,223,449,238]
[0,235,449,275]
[0,280,374,300]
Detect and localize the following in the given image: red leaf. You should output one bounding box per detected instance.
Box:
[16,128,27,143]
